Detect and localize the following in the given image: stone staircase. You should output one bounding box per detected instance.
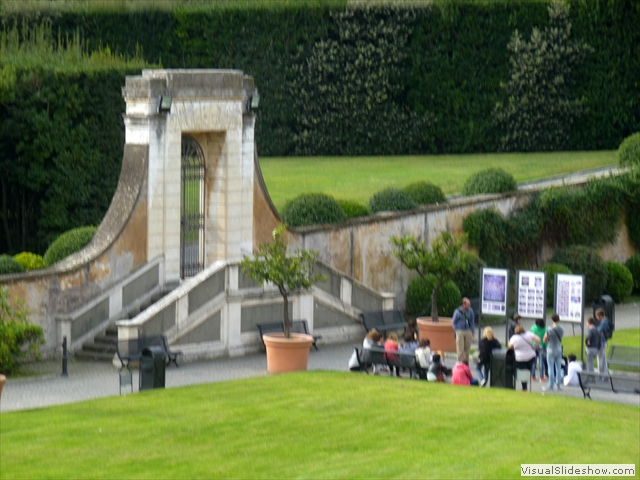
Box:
[74,285,176,362]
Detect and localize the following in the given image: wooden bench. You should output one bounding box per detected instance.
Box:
[257,320,321,350]
[353,345,419,378]
[578,371,640,399]
[607,345,640,371]
[360,309,406,335]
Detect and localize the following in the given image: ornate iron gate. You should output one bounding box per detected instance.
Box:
[180,136,205,278]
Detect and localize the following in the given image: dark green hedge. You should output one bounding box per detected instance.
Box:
[2,1,636,157]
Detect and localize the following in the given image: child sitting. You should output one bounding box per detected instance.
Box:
[452,360,479,386]
[384,332,401,377]
[414,339,431,379]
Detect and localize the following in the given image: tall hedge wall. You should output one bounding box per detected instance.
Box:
[8,1,633,156]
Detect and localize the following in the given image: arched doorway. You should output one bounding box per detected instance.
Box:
[180,136,206,278]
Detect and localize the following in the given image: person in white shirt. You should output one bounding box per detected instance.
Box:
[563,354,582,386]
[414,338,431,379]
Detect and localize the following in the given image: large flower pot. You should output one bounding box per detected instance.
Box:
[417,317,456,353]
[0,374,6,399]
[263,333,314,374]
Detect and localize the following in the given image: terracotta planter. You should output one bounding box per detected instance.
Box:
[417,317,456,353]
[0,374,6,399]
[263,333,314,374]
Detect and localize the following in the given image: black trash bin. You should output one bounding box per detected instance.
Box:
[139,346,166,391]
[593,295,615,329]
[490,348,515,389]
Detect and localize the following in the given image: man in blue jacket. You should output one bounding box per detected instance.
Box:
[452,297,475,363]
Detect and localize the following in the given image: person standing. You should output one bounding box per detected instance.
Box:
[595,308,611,375]
[530,319,548,381]
[543,314,564,392]
[476,326,501,387]
[585,317,600,373]
[508,313,523,340]
[452,297,475,363]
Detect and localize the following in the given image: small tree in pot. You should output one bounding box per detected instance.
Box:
[391,232,474,322]
[241,224,325,338]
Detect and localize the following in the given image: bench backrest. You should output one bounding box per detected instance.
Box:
[116,338,141,361]
[608,345,640,367]
[610,374,640,394]
[362,347,386,366]
[140,335,165,351]
[257,320,310,345]
[361,309,404,331]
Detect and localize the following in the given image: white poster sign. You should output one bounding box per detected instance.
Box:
[481,268,508,316]
[555,273,584,323]
[516,270,546,319]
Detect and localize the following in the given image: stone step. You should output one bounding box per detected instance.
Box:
[82,343,116,354]
[74,350,115,362]
[93,334,117,346]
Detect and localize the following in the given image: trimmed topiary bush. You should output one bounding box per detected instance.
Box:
[541,263,573,307]
[280,193,347,227]
[625,254,640,293]
[403,181,446,205]
[13,252,47,271]
[604,261,633,303]
[369,188,417,214]
[337,199,370,219]
[43,226,97,267]
[461,168,517,196]
[405,275,461,318]
[550,246,608,303]
[618,132,640,170]
[0,255,25,275]
[451,255,486,299]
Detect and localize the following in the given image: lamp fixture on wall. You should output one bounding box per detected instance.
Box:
[248,93,260,113]
[159,95,172,114]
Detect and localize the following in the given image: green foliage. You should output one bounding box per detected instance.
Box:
[0,286,44,375]
[451,255,485,299]
[541,263,572,308]
[336,199,369,219]
[13,252,46,271]
[618,132,640,170]
[290,5,432,156]
[369,188,417,214]
[405,275,461,318]
[461,168,517,196]
[493,0,592,152]
[403,181,446,205]
[280,193,347,227]
[550,245,608,303]
[391,231,474,322]
[604,261,633,303]
[0,255,25,275]
[625,255,640,294]
[43,226,97,266]
[241,224,325,338]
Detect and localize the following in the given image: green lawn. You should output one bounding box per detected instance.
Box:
[1,371,638,479]
[259,150,616,211]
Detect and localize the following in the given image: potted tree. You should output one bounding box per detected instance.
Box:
[391,232,474,352]
[241,224,325,373]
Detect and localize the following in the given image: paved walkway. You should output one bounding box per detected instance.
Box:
[1,303,638,413]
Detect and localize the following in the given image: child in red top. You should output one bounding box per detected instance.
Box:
[384,332,401,377]
[451,361,479,386]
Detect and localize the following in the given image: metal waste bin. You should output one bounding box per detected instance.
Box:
[593,295,615,329]
[139,346,166,391]
[490,348,515,389]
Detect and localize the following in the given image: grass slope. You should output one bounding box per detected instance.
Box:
[260,150,616,211]
[1,371,638,479]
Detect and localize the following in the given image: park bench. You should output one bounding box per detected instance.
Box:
[115,334,182,371]
[360,309,407,336]
[257,320,321,350]
[577,371,640,399]
[352,345,419,378]
[607,345,640,371]
[140,335,183,367]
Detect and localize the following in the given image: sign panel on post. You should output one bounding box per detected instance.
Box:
[554,273,585,323]
[481,268,509,317]
[516,271,546,319]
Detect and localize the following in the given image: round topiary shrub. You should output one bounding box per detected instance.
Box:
[617,132,640,169]
[14,252,47,271]
[550,246,608,303]
[337,199,370,219]
[403,181,446,205]
[461,168,517,196]
[43,226,97,267]
[625,254,640,293]
[281,193,347,227]
[541,263,572,307]
[405,275,461,318]
[368,188,417,214]
[451,255,486,299]
[604,261,633,303]
[0,255,25,275]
